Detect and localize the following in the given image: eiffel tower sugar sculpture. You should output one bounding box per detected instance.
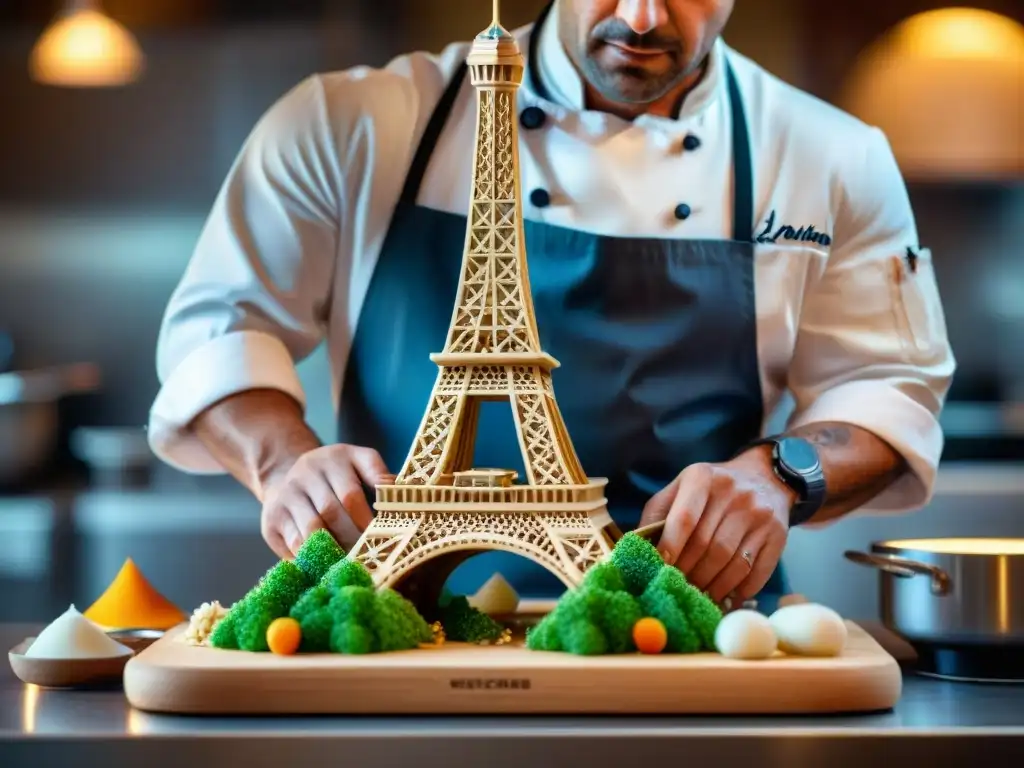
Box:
[347,0,621,604]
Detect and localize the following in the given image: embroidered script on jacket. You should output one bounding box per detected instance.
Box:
[755,210,832,247]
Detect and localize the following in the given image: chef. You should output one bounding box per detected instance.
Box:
[148,0,955,612]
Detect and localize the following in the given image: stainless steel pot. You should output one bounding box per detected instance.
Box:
[0,363,101,486]
[846,538,1024,682]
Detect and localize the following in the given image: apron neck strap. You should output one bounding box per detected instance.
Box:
[725,64,754,243]
[400,7,755,243]
[526,0,554,101]
[398,66,468,206]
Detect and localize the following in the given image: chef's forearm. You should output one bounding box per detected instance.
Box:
[785,421,906,523]
[189,389,322,500]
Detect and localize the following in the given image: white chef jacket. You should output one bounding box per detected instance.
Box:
[148,15,956,514]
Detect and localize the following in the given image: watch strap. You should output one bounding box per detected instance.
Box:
[790,469,826,527]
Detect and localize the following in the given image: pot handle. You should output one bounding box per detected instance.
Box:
[843,550,952,596]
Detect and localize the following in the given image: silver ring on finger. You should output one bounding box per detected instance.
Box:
[740,549,754,568]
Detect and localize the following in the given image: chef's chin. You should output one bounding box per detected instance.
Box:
[583,46,692,105]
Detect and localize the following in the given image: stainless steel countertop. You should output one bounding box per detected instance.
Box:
[3,625,1024,766]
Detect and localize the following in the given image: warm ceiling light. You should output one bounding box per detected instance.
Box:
[839,8,1024,181]
[29,0,144,88]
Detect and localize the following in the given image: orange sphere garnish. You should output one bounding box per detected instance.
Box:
[266,617,302,655]
[633,617,668,654]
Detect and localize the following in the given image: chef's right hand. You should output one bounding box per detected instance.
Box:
[259,444,391,560]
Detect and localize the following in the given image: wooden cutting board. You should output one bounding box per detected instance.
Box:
[124,613,902,715]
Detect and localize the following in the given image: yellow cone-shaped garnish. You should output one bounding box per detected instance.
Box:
[84,558,187,631]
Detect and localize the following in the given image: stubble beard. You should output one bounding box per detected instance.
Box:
[578,51,695,105]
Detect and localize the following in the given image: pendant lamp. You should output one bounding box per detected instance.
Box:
[29,0,144,87]
[839,8,1024,181]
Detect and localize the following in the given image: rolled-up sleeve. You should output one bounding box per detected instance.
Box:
[149,75,342,473]
[786,127,956,513]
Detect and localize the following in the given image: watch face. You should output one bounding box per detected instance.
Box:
[778,437,820,474]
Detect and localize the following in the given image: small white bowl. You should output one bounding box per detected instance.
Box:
[8,637,133,688]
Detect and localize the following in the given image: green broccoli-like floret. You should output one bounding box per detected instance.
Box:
[329,584,377,625]
[610,532,665,595]
[289,584,333,652]
[297,606,334,652]
[210,560,313,651]
[439,595,505,643]
[235,604,280,652]
[330,622,375,654]
[294,529,346,583]
[525,613,562,652]
[526,535,723,656]
[208,606,241,649]
[249,559,312,615]
[290,584,331,621]
[210,549,433,654]
[321,557,374,591]
[686,593,723,649]
[562,619,607,655]
[639,581,701,653]
[543,587,642,654]
[639,566,723,651]
[598,589,645,652]
[672,576,723,649]
[374,588,434,650]
[317,585,427,654]
[581,560,626,592]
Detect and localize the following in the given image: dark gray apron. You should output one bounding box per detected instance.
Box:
[338,8,789,611]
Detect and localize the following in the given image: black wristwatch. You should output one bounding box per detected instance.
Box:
[743,436,826,527]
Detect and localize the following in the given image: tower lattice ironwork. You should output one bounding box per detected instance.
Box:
[347,1,618,594]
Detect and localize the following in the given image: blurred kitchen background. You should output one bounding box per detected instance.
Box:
[0,0,1020,623]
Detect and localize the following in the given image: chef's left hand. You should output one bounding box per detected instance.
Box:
[637,447,797,604]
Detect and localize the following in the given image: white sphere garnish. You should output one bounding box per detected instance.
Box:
[714,609,777,660]
[769,603,847,657]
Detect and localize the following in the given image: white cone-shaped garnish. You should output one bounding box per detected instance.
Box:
[468,573,520,615]
[25,604,132,659]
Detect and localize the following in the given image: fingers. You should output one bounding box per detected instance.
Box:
[301,469,351,537]
[262,482,323,558]
[325,446,388,534]
[638,474,680,528]
[683,504,743,591]
[705,525,771,604]
[283,487,323,555]
[261,519,292,562]
[657,463,713,566]
[258,444,389,563]
[734,525,787,601]
[348,446,391,486]
[320,462,374,532]
[261,502,302,560]
[279,515,304,558]
[641,459,792,606]
[260,475,290,560]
